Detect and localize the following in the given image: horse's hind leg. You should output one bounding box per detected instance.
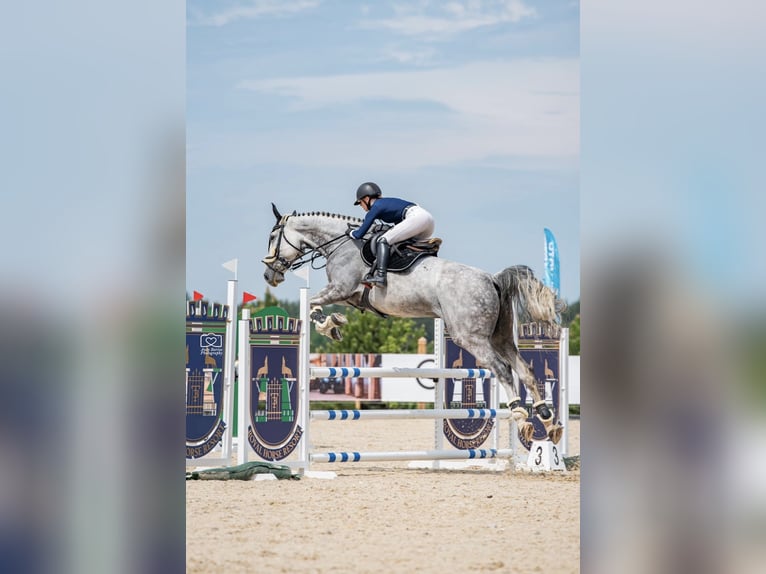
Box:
[510,353,563,444]
[480,356,543,444]
[446,332,537,443]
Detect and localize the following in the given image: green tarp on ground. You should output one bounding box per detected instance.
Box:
[186,461,300,481]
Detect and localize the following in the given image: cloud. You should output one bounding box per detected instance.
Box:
[238,59,577,130]
[194,59,578,171]
[189,0,320,27]
[376,46,438,67]
[586,0,763,60]
[359,0,536,37]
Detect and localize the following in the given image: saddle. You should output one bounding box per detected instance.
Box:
[360,233,442,273]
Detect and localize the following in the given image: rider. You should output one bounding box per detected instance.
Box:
[349,182,435,287]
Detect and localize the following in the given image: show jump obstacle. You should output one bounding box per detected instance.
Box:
[229,287,568,474]
[185,282,568,473]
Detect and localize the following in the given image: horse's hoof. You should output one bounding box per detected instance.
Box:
[310,309,326,323]
[330,327,343,341]
[330,313,347,326]
[518,421,535,443]
[547,425,563,445]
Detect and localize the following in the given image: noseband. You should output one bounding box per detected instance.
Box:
[262,218,305,274]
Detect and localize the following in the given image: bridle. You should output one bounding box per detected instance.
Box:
[262,215,351,274]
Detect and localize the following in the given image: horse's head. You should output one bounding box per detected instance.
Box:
[262,203,302,287]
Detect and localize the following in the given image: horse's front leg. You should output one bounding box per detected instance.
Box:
[308,283,356,341]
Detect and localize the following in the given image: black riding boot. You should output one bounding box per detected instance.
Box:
[366,238,390,287]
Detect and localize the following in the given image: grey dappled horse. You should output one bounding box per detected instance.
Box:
[262,205,565,444]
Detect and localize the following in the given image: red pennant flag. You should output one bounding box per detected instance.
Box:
[242,292,257,304]
[193,291,204,301]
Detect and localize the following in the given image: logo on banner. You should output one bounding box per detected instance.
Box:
[199,333,223,349]
[442,342,494,449]
[247,347,302,460]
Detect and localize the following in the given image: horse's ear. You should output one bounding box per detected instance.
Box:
[271,203,282,221]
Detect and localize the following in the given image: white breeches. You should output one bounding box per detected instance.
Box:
[381,205,434,245]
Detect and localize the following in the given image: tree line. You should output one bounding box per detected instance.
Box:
[212,288,580,356]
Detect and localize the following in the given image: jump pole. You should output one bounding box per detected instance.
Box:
[433,318,445,470]
[311,408,512,420]
[310,367,494,379]
[221,278,237,460]
[236,308,251,466]
[311,448,514,464]
[559,327,569,457]
[298,286,311,474]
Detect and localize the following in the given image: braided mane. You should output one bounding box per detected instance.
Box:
[296,211,363,224]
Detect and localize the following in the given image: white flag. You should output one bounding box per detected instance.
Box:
[222,258,238,277]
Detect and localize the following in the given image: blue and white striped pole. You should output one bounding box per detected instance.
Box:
[311,408,512,421]
[310,367,494,379]
[311,448,513,464]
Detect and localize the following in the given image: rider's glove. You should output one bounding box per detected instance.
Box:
[346,228,357,240]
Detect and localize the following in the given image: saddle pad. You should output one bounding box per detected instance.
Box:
[360,238,439,273]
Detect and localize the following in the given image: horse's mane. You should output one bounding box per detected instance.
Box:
[295,211,363,224]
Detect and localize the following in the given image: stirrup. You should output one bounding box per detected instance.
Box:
[367,273,387,287]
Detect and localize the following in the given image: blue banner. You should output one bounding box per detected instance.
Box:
[543,228,560,297]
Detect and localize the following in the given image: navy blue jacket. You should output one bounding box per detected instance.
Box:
[351,197,415,239]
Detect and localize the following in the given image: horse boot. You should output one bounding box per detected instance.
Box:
[311,306,345,341]
[366,238,390,288]
[533,400,563,444]
[508,396,535,443]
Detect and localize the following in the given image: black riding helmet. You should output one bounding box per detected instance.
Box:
[354,182,382,205]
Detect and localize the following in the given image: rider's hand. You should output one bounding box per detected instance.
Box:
[346,228,357,240]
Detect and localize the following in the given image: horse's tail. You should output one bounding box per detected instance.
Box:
[492,266,565,349]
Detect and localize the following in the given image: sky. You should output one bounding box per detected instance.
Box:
[186,0,580,306]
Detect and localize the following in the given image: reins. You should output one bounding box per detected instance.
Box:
[264,216,352,273]
[288,233,350,271]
